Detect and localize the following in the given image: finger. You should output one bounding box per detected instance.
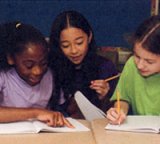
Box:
[63,117,75,128]
[56,113,65,127]
[107,108,119,122]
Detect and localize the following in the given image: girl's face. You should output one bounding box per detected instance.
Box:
[60,27,92,65]
[8,43,49,86]
[134,42,160,77]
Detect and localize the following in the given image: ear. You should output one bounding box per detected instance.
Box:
[7,54,15,65]
[88,31,93,43]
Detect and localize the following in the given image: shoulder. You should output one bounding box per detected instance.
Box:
[94,55,115,67]
[95,55,118,78]
[123,56,136,72]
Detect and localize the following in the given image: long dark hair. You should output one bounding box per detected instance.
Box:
[49,10,102,107]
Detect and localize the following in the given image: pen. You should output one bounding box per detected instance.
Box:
[104,73,121,82]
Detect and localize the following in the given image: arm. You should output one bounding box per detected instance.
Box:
[0,107,73,128]
[106,101,129,125]
[90,58,119,100]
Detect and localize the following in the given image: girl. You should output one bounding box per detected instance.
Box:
[107,15,160,125]
[0,22,72,127]
[49,10,118,118]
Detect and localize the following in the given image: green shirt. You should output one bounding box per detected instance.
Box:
[111,56,160,115]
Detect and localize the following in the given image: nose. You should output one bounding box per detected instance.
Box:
[31,65,43,76]
[70,44,78,54]
[137,59,145,69]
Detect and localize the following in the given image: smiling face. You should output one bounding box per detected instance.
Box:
[7,42,49,86]
[59,27,92,65]
[134,42,160,77]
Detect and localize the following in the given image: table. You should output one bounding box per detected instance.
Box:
[0,120,96,144]
[91,118,160,144]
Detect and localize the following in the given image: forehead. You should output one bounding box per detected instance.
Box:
[134,42,160,60]
[60,27,87,40]
[16,42,48,59]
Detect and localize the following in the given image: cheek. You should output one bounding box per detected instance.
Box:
[151,63,160,72]
[61,49,69,57]
[81,43,89,55]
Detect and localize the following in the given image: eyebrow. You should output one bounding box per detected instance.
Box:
[134,51,156,62]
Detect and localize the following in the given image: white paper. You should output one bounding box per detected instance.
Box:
[105,116,160,133]
[0,118,90,134]
[74,91,106,121]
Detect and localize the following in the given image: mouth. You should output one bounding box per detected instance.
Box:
[70,55,82,62]
[138,69,149,76]
[28,77,42,85]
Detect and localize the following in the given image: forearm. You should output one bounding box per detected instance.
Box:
[114,101,129,115]
[0,107,43,123]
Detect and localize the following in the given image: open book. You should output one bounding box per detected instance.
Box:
[74,91,106,121]
[0,118,90,134]
[105,116,160,134]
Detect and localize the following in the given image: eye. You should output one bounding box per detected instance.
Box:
[61,44,70,49]
[76,38,84,45]
[41,60,48,66]
[24,62,34,69]
[146,60,155,64]
[60,42,70,49]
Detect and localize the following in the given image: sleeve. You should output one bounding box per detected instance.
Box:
[98,59,119,111]
[110,57,133,103]
[99,59,119,99]
[0,71,5,103]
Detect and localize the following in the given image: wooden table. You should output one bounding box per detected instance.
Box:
[0,120,96,144]
[91,118,160,144]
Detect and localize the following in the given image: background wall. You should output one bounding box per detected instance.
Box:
[0,0,151,48]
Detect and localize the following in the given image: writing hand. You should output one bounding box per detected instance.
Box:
[106,107,126,125]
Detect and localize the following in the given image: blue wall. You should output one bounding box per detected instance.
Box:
[0,0,150,48]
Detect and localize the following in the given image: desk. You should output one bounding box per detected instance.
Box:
[91,118,160,144]
[0,120,96,144]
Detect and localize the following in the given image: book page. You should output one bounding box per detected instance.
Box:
[0,118,89,134]
[74,91,106,121]
[0,120,36,134]
[105,116,160,133]
[33,118,90,133]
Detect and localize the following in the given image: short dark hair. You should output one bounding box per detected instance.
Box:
[0,21,48,70]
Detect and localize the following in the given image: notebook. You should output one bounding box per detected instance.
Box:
[105,116,160,134]
[74,91,106,121]
[0,118,90,134]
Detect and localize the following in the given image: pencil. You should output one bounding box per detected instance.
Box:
[116,90,120,114]
[104,73,121,82]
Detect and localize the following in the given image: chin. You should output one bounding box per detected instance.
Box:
[140,72,156,77]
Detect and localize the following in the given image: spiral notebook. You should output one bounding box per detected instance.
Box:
[105,116,160,134]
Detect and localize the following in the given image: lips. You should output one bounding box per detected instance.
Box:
[29,77,42,85]
[71,55,82,62]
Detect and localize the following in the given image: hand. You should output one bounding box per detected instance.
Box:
[90,80,110,100]
[36,109,74,128]
[106,107,126,125]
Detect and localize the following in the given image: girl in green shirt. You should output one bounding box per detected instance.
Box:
[107,15,160,125]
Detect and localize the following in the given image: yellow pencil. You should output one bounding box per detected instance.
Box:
[116,90,120,114]
[104,73,121,82]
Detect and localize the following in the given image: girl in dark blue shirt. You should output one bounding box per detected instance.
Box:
[49,10,118,118]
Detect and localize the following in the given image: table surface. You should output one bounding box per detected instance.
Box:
[91,118,160,144]
[0,120,96,144]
